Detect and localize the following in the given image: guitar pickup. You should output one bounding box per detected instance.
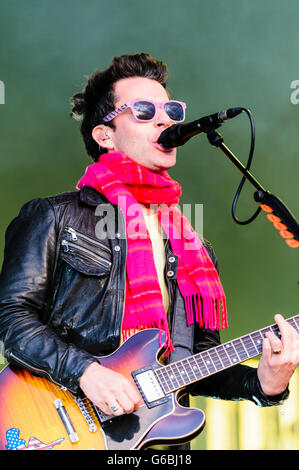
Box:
[132,366,169,408]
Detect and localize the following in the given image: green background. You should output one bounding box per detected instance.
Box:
[0,0,298,449]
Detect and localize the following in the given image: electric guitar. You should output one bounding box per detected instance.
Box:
[0,315,298,450]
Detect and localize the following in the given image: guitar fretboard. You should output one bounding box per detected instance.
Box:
[155,315,299,394]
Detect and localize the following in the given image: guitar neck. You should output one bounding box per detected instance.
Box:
[155,315,299,394]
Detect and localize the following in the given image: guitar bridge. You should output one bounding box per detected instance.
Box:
[73,397,97,432]
[132,366,169,408]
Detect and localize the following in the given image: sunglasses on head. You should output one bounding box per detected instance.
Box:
[102,100,186,123]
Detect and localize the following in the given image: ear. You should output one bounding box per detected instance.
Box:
[92,125,114,150]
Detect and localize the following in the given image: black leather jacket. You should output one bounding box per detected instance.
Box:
[0,187,288,405]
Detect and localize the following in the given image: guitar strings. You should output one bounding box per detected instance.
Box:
[56,317,299,430]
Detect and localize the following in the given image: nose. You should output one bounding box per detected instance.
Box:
[154,104,173,128]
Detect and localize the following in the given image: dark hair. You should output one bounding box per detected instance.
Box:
[70,53,169,161]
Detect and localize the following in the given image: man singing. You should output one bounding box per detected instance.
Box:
[0,53,298,448]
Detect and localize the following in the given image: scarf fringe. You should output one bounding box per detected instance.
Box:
[122,316,175,357]
[184,294,228,330]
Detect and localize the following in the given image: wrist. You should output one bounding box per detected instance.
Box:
[256,377,289,403]
[79,361,101,387]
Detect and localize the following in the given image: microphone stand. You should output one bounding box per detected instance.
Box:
[206,129,299,248]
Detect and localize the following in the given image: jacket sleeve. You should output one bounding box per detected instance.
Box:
[192,240,289,406]
[0,198,95,394]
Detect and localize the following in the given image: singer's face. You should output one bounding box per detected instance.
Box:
[100,77,177,172]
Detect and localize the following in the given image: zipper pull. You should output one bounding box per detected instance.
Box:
[65,227,78,241]
[61,240,70,252]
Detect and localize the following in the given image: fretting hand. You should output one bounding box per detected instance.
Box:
[257,314,299,396]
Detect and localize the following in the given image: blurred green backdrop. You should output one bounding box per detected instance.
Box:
[0,0,298,448]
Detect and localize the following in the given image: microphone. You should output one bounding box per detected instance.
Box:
[157,107,243,148]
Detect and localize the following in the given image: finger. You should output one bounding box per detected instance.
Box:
[265,331,283,355]
[104,382,140,415]
[261,336,272,361]
[93,400,122,416]
[116,391,137,414]
[122,388,142,412]
[274,314,294,352]
[106,400,124,416]
[122,380,142,410]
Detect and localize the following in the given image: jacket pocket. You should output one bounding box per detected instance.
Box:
[59,226,112,276]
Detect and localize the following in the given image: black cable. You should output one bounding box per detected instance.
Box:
[231,108,261,225]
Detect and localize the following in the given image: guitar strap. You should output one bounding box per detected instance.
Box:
[168,287,194,364]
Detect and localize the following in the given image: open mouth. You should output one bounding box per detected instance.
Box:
[153,140,174,152]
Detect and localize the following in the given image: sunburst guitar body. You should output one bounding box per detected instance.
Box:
[0,329,205,450]
[2,314,297,450]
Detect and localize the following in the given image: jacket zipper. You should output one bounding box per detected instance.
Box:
[65,227,111,255]
[65,221,125,346]
[62,240,112,269]
[9,352,77,395]
[117,209,127,347]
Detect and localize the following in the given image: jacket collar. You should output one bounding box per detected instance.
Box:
[79,186,108,206]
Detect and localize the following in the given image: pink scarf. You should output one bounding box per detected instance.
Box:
[77,153,228,353]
